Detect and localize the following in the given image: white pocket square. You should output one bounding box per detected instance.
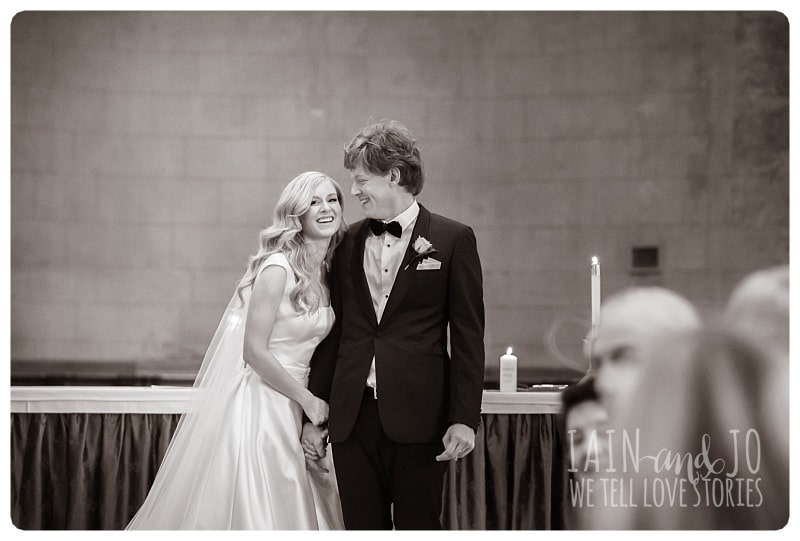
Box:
[416,258,441,270]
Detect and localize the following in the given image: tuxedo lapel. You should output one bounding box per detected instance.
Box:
[350,221,378,328]
[379,205,431,328]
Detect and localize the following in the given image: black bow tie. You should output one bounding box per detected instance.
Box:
[369,219,402,238]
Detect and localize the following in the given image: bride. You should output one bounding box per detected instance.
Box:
[126,172,346,529]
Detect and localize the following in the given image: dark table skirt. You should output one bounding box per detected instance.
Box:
[11,412,568,530]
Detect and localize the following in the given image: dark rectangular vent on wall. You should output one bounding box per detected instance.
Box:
[632,246,659,268]
[630,246,661,276]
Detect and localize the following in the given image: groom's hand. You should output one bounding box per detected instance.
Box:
[301,422,328,472]
[435,423,475,462]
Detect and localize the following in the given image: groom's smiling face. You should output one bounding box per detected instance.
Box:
[349,165,402,220]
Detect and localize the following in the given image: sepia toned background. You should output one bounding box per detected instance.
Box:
[10,11,789,384]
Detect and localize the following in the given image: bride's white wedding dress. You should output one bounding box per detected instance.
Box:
[127,253,344,529]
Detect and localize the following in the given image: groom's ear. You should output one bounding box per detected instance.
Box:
[388,167,401,186]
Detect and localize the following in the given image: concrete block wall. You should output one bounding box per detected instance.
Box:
[10,12,788,381]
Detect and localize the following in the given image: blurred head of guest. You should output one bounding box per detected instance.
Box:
[589,286,701,419]
[723,264,789,462]
[724,265,788,362]
[562,378,609,474]
[591,327,789,530]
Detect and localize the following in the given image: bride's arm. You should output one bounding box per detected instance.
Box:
[242,264,328,425]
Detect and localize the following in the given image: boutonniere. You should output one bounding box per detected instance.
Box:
[404,236,438,270]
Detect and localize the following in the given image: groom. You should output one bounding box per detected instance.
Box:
[303,120,485,529]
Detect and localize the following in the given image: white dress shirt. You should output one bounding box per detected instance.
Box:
[363,200,420,396]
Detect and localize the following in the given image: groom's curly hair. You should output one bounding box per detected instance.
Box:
[343,119,425,196]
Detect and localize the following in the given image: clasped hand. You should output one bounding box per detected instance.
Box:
[301,422,329,473]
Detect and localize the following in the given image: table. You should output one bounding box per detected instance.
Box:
[10,386,569,529]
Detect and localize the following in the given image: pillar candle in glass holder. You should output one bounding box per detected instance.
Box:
[500,347,518,392]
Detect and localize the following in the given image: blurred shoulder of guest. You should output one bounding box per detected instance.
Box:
[590,326,788,530]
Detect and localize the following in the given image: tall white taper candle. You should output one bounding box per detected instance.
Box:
[591,256,601,338]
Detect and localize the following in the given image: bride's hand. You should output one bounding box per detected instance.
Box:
[303,395,329,426]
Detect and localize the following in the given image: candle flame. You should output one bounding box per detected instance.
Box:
[507,347,513,355]
[591,256,599,265]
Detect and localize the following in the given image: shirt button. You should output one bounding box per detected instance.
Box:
[384,269,388,273]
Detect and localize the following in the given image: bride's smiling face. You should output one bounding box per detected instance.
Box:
[300,179,342,240]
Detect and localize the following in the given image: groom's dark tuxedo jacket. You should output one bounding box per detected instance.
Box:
[309,204,485,444]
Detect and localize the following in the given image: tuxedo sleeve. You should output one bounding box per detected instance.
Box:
[447,226,486,431]
[308,255,342,404]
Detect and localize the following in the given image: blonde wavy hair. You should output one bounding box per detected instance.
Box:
[236,171,346,312]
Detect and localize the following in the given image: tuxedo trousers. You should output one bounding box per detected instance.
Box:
[332,389,447,530]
